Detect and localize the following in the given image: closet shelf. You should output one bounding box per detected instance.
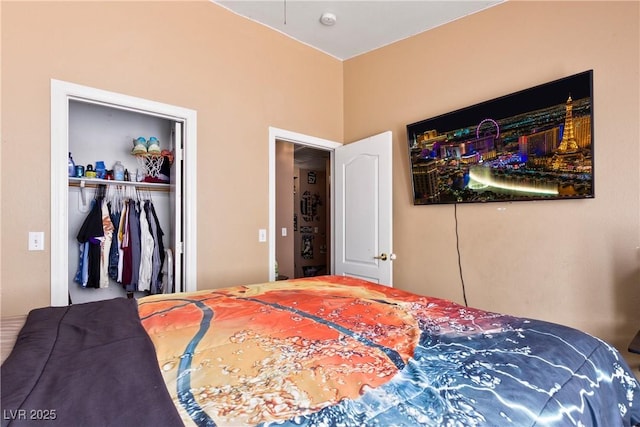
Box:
[68,177,170,192]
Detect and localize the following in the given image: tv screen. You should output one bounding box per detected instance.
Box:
[407,70,594,205]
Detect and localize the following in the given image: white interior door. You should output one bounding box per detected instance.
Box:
[334,131,393,285]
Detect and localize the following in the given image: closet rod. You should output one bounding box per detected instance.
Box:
[68,177,170,192]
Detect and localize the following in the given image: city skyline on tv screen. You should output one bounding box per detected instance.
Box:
[407,70,594,205]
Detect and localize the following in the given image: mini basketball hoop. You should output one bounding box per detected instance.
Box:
[134,154,164,178]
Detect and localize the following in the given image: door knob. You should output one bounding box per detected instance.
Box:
[374,253,388,261]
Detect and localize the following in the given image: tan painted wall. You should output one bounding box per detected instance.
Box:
[344,0,640,355]
[0,1,343,315]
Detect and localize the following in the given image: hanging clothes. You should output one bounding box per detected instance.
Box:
[108,206,121,282]
[99,200,114,288]
[118,201,128,284]
[138,199,154,292]
[74,241,89,287]
[107,187,122,282]
[121,202,133,288]
[74,184,167,295]
[76,197,104,288]
[143,200,164,293]
[144,201,161,293]
[126,199,141,292]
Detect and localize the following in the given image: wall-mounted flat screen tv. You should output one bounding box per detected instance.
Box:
[407,70,594,205]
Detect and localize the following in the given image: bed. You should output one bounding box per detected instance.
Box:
[2,275,639,426]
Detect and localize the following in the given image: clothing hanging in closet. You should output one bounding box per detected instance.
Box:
[75,185,168,294]
[76,186,112,289]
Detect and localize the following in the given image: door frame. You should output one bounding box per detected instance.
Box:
[50,79,198,306]
[268,127,341,281]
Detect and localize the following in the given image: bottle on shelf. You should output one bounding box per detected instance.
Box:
[95,161,106,179]
[113,161,125,181]
[68,153,76,177]
[85,164,96,178]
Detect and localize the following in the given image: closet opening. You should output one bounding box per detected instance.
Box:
[51,79,198,306]
[67,100,178,304]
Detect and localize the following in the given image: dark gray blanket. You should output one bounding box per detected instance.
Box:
[1,298,183,426]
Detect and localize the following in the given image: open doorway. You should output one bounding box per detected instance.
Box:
[269,127,393,285]
[275,141,331,280]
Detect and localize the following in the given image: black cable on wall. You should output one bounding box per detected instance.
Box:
[454,203,469,307]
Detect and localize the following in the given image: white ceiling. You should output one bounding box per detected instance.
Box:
[212,0,504,60]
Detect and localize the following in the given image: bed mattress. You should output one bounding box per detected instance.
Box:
[2,275,639,426]
[139,276,640,426]
[1,315,26,365]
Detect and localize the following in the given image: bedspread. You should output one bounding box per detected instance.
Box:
[1,298,183,427]
[139,276,640,427]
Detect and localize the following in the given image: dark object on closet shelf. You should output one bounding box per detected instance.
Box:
[143,176,169,184]
[159,154,171,181]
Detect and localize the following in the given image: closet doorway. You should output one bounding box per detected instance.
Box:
[275,141,331,280]
[50,80,198,306]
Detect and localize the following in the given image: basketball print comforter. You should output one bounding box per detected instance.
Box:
[138,276,640,427]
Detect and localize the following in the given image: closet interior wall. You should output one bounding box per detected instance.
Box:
[67,100,175,304]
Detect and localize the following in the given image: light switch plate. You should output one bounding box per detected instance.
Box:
[29,231,45,251]
[258,229,267,242]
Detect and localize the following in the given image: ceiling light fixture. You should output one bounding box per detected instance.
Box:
[319,12,337,26]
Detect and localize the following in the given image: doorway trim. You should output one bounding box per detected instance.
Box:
[268,127,341,281]
[50,79,198,306]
